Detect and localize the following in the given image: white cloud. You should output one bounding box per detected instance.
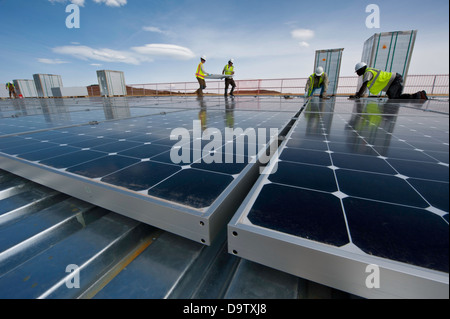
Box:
[131,44,196,60]
[53,45,142,64]
[93,0,127,7]
[142,26,164,33]
[299,41,310,48]
[52,43,196,64]
[142,26,175,37]
[37,58,70,64]
[291,29,315,40]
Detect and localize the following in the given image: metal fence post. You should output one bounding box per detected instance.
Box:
[431,75,437,95]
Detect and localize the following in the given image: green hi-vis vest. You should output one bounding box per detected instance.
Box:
[307,73,324,96]
[365,68,393,95]
[224,65,234,76]
[196,62,206,80]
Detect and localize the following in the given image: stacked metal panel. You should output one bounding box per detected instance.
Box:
[33,74,63,98]
[313,48,344,96]
[359,30,417,94]
[0,84,9,98]
[13,79,38,98]
[97,70,127,97]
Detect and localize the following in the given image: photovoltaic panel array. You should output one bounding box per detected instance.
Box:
[228,97,449,298]
[0,96,299,245]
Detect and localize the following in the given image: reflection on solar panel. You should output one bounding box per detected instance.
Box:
[228,97,449,298]
[0,96,298,245]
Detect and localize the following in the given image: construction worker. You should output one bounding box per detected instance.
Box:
[5,82,17,99]
[222,59,236,97]
[305,67,329,98]
[195,55,210,97]
[350,62,428,100]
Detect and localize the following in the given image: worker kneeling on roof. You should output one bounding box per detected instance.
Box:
[350,62,428,100]
[305,67,329,99]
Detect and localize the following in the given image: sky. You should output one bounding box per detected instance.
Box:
[0,0,449,87]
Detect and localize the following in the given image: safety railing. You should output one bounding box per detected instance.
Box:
[86,74,449,97]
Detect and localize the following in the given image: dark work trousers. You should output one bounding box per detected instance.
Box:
[196,77,206,97]
[386,74,421,99]
[225,78,236,95]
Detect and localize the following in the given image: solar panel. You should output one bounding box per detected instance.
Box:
[228,97,449,298]
[0,96,298,245]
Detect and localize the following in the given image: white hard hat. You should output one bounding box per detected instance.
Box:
[315,66,324,76]
[229,58,234,63]
[201,55,207,61]
[355,62,367,72]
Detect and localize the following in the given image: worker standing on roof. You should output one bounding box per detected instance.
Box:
[305,67,329,99]
[222,59,236,97]
[349,62,428,100]
[5,82,17,99]
[195,55,210,97]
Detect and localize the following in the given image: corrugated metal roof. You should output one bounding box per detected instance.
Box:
[0,168,352,299]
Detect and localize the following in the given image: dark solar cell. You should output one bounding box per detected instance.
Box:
[18,145,80,161]
[408,178,449,212]
[331,153,397,174]
[101,160,180,191]
[336,169,429,207]
[0,141,60,155]
[344,197,449,273]
[66,155,140,178]
[247,183,349,247]
[40,149,107,169]
[118,144,171,159]
[91,140,141,153]
[279,147,331,166]
[386,158,449,182]
[147,168,234,209]
[268,161,338,192]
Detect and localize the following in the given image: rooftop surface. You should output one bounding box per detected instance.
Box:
[0,95,448,299]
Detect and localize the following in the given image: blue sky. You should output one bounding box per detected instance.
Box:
[0,0,449,86]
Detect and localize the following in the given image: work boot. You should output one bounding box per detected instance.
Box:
[420,90,428,100]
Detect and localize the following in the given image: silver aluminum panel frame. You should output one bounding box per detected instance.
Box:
[228,114,449,299]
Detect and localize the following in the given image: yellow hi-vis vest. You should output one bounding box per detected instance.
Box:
[307,73,324,96]
[196,62,206,79]
[224,64,234,76]
[365,68,394,95]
